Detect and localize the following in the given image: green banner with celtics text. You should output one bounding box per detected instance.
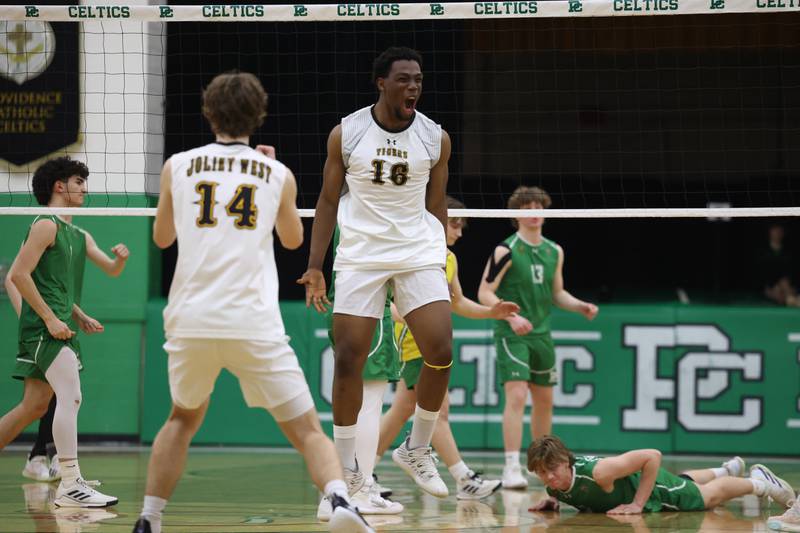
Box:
[141,302,800,455]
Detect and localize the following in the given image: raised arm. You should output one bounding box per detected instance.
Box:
[153,158,176,249]
[8,219,74,339]
[451,254,519,319]
[426,130,451,230]
[274,169,303,250]
[299,125,346,312]
[551,246,598,321]
[593,449,662,515]
[85,232,129,277]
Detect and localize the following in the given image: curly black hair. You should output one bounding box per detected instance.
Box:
[372,47,423,85]
[32,156,89,206]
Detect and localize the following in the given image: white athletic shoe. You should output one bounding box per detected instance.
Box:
[22,455,51,482]
[372,473,392,498]
[328,494,375,533]
[392,438,448,498]
[723,456,746,477]
[457,470,503,500]
[317,496,333,521]
[751,464,796,508]
[502,463,528,490]
[49,454,62,482]
[54,478,118,508]
[345,465,365,496]
[768,500,800,532]
[350,481,404,515]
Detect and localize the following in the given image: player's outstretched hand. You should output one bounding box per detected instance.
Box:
[581,302,599,321]
[529,496,559,512]
[507,313,533,335]
[490,300,520,320]
[46,317,75,340]
[607,502,643,515]
[255,144,276,159]
[77,314,105,335]
[111,243,129,262]
[297,268,330,313]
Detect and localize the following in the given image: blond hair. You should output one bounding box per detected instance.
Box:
[527,435,575,473]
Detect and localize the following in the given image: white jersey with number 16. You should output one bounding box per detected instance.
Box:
[335,105,446,272]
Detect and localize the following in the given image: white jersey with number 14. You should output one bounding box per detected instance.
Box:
[164,142,289,342]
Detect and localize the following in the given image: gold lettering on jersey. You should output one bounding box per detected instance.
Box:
[374,147,408,159]
[186,156,269,182]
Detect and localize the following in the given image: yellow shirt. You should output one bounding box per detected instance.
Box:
[395,250,456,362]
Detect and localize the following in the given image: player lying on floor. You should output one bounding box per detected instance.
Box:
[527,435,795,514]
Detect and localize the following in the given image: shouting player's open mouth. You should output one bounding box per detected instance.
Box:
[404,96,417,113]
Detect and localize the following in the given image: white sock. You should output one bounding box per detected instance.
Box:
[324,479,349,501]
[141,495,167,519]
[750,478,768,497]
[333,424,357,471]
[710,467,728,479]
[44,348,82,461]
[59,458,81,485]
[448,460,470,482]
[505,451,520,467]
[408,405,439,449]
[355,381,387,481]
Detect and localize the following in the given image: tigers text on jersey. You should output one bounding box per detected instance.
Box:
[163,142,289,342]
[334,105,446,271]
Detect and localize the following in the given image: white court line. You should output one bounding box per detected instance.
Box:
[787,333,800,342]
[787,419,800,429]
[314,329,601,340]
[553,331,602,341]
[317,412,600,425]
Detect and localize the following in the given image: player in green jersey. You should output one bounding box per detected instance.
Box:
[0,157,129,508]
[478,186,598,489]
[527,435,795,514]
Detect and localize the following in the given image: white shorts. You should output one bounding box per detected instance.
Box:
[333,267,450,319]
[164,337,314,422]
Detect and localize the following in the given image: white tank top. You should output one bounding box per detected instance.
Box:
[334,106,446,271]
[163,142,289,342]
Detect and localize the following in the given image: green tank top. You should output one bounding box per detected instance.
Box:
[494,233,558,337]
[18,216,86,342]
[546,455,698,513]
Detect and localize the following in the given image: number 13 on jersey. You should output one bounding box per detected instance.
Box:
[531,264,544,284]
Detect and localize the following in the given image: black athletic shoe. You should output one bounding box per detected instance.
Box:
[329,494,375,533]
[132,517,152,533]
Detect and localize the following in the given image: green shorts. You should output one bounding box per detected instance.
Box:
[400,357,423,389]
[495,333,557,386]
[327,308,400,382]
[14,333,82,383]
[645,472,705,512]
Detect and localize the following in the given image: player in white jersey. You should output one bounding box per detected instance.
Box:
[133,72,372,533]
[299,47,453,498]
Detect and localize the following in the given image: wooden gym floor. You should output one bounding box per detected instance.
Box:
[0,448,797,532]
